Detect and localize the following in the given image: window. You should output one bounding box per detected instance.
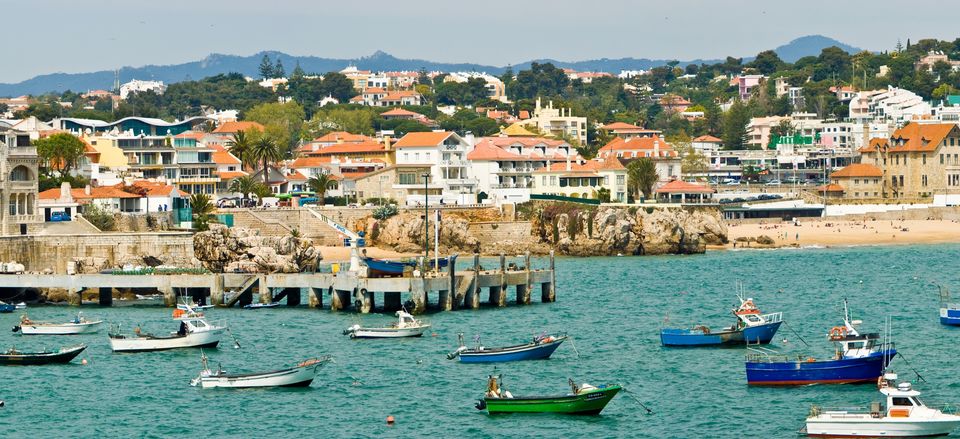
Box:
[899,176,904,186]
[942,154,946,165]
[617,175,625,185]
[895,156,900,165]
[854,179,860,184]
[550,176,557,185]
[923,154,927,165]
[9,166,29,181]
[541,176,546,186]
[923,175,928,187]
[892,397,914,406]
[854,192,859,197]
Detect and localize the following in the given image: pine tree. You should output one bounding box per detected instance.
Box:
[291,61,305,79]
[274,58,285,78]
[259,54,274,79]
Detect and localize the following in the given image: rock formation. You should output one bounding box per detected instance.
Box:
[193,225,320,273]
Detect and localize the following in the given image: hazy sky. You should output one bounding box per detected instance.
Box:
[4,0,958,83]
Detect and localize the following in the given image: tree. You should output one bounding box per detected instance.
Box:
[304,107,376,137]
[228,175,259,200]
[722,100,751,150]
[251,182,272,206]
[320,72,358,102]
[250,136,283,184]
[507,62,570,100]
[227,129,259,169]
[244,101,305,152]
[627,158,659,200]
[273,58,285,78]
[259,54,275,79]
[768,119,794,148]
[307,173,337,200]
[189,193,216,231]
[291,61,305,79]
[416,68,432,86]
[34,132,86,175]
[748,50,784,75]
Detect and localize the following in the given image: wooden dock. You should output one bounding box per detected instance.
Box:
[6,252,556,314]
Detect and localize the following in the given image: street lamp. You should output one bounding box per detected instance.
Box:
[422,173,430,269]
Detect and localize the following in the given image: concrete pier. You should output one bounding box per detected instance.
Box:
[11,253,556,314]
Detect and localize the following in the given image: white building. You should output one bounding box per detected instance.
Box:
[119,79,166,100]
[520,98,588,145]
[848,87,931,124]
[393,131,477,204]
[444,72,505,101]
[467,136,576,205]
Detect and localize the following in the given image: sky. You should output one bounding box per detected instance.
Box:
[4,0,960,83]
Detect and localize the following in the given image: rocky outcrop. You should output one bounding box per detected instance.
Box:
[193,225,320,273]
[365,204,727,257]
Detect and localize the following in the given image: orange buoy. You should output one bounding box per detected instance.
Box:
[386,415,395,425]
[81,358,88,365]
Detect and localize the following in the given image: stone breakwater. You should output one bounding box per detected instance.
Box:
[193,224,320,273]
[363,204,727,257]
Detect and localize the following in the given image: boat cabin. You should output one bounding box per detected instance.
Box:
[876,376,931,419]
[733,298,782,329]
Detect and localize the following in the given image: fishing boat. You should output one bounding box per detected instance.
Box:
[13,313,103,335]
[243,302,280,309]
[448,333,567,363]
[108,314,225,352]
[190,352,330,388]
[361,257,412,277]
[0,301,14,313]
[177,296,213,311]
[0,344,87,365]
[803,372,960,437]
[343,310,430,338]
[660,295,783,347]
[936,284,960,326]
[475,375,621,415]
[745,300,896,385]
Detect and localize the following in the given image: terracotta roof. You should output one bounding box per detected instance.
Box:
[381,108,421,117]
[311,131,376,144]
[174,131,205,140]
[872,123,958,153]
[693,135,722,143]
[129,181,178,197]
[518,110,530,119]
[217,171,248,180]
[533,161,599,174]
[466,139,524,161]
[815,183,845,193]
[655,180,715,194]
[599,136,678,157]
[600,122,643,131]
[291,157,333,168]
[38,186,141,200]
[285,171,308,181]
[340,171,370,180]
[831,163,883,178]
[212,121,264,134]
[213,150,241,165]
[500,123,538,137]
[314,141,385,155]
[393,131,455,148]
[364,87,386,94]
[596,157,625,171]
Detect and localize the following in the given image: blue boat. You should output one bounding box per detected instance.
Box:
[362,257,412,276]
[447,333,567,363]
[0,301,14,313]
[745,300,896,385]
[936,284,960,325]
[660,296,783,347]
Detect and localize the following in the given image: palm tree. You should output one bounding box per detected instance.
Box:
[189,193,216,231]
[227,130,254,170]
[307,173,337,201]
[251,182,272,206]
[227,175,258,201]
[250,136,283,185]
[627,158,659,201]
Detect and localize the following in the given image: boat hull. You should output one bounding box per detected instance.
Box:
[747,350,895,385]
[940,308,960,326]
[661,321,782,347]
[482,385,621,415]
[806,416,960,437]
[109,328,224,352]
[199,364,321,388]
[459,338,566,363]
[0,304,14,313]
[348,326,429,338]
[0,345,86,365]
[19,321,102,335]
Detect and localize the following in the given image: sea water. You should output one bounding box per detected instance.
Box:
[2,244,958,438]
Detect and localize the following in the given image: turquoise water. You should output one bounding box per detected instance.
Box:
[2,244,960,438]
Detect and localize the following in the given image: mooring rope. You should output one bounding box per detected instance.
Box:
[782,320,810,348]
[621,387,654,414]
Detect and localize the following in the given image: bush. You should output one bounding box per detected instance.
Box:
[372,204,398,220]
[83,204,116,231]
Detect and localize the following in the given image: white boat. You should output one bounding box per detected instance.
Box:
[14,302,25,310]
[15,313,103,335]
[343,310,430,339]
[109,315,226,352]
[243,302,280,309]
[177,297,213,311]
[804,372,960,437]
[135,294,163,301]
[190,352,330,388]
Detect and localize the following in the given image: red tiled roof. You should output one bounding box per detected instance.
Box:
[815,184,845,193]
[218,171,248,180]
[285,171,308,181]
[381,108,421,117]
[600,122,642,131]
[868,123,958,153]
[518,110,530,120]
[693,135,722,143]
[466,139,524,161]
[599,136,677,157]
[291,157,333,168]
[394,131,455,148]
[831,163,883,178]
[311,131,376,144]
[129,181,178,197]
[174,131,205,140]
[213,150,241,165]
[656,180,715,194]
[38,186,140,200]
[212,121,264,134]
[314,141,386,155]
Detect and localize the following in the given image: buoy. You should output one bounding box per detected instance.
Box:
[431,332,437,337]
[81,358,88,365]
[0,400,5,407]
[386,415,395,425]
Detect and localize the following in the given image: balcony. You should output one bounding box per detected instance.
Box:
[498,167,535,174]
[492,182,532,189]
[9,147,37,157]
[443,178,478,185]
[440,159,469,167]
[176,176,220,183]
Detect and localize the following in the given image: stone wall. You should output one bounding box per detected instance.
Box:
[0,232,195,273]
[468,222,532,244]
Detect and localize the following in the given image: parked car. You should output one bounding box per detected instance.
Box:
[765,179,781,186]
[723,179,740,186]
[49,211,71,222]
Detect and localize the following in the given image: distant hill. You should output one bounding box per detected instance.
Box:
[772,35,865,62]
[0,35,865,97]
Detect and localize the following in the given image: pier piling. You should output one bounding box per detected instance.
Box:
[308,287,322,308]
[411,280,426,314]
[467,253,480,309]
[161,287,176,307]
[330,288,346,312]
[359,288,374,313]
[211,276,224,306]
[98,288,112,306]
[383,292,402,312]
[543,251,556,303]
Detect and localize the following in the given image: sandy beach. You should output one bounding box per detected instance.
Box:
[723,218,960,249]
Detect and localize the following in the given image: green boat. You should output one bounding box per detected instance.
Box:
[475,375,621,415]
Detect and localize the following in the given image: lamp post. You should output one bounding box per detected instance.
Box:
[422,173,430,269]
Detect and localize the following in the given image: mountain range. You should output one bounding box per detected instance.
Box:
[0,35,864,97]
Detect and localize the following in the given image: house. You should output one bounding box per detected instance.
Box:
[737,75,765,100]
[596,135,682,184]
[830,86,858,102]
[380,90,424,107]
[659,95,692,113]
[858,123,960,198]
[599,122,661,140]
[0,126,42,234]
[381,108,436,127]
[352,165,439,204]
[531,157,628,202]
[249,166,291,194]
[444,72,506,100]
[393,131,476,204]
[827,163,884,199]
[340,65,371,91]
[848,88,931,123]
[38,185,141,213]
[655,180,715,204]
[126,181,189,212]
[467,136,577,204]
[119,79,165,100]
[746,116,791,149]
[915,51,960,73]
[519,98,588,145]
[692,135,723,156]
[211,120,265,138]
[300,131,378,155]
